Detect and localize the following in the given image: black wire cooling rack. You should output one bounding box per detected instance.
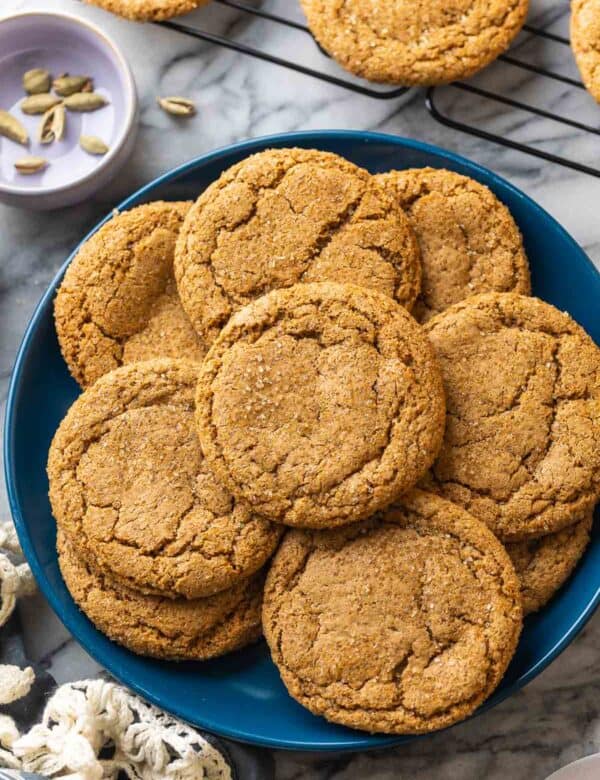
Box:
[158,0,600,179]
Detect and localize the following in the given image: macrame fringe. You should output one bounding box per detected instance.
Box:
[0,522,36,628]
[11,679,232,780]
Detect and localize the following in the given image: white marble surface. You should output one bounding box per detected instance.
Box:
[1,0,599,777]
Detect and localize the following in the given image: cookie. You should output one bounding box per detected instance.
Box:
[506,510,593,614]
[571,0,600,103]
[263,489,522,735]
[58,531,262,660]
[48,359,281,599]
[84,0,210,21]
[196,282,446,529]
[55,202,206,389]
[300,0,529,86]
[174,148,421,345]
[375,169,531,322]
[423,293,600,541]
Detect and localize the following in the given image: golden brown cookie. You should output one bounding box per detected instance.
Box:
[55,202,206,389]
[196,282,446,529]
[300,0,529,86]
[571,0,600,102]
[375,169,531,322]
[263,489,522,735]
[175,148,421,345]
[506,510,593,614]
[58,532,262,660]
[84,0,210,22]
[48,359,281,599]
[424,293,600,541]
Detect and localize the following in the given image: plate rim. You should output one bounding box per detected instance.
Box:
[4,129,600,752]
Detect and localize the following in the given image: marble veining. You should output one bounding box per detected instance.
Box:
[1,0,599,777]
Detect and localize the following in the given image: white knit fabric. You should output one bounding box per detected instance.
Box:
[0,521,231,779]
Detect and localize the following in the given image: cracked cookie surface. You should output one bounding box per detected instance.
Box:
[506,509,593,614]
[263,489,522,734]
[423,293,600,541]
[300,0,529,86]
[174,148,421,345]
[55,202,206,388]
[375,168,530,322]
[196,282,446,529]
[83,0,210,21]
[571,0,600,102]
[58,531,263,660]
[48,359,281,599]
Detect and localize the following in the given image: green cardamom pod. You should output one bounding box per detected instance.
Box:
[23,68,51,95]
[14,156,48,174]
[0,110,28,145]
[21,93,61,115]
[157,96,196,117]
[63,92,107,112]
[53,75,93,97]
[80,134,109,155]
[38,103,66,144]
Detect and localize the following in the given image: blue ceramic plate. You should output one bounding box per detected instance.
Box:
[5,131,600,752]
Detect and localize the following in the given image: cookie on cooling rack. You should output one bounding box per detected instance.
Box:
[84,0,211,22]
[300,0,529,86]
[571,0,600,103]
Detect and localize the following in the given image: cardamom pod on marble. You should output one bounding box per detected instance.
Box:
[157,96,196,117]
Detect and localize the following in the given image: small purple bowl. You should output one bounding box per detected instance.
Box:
[0,11,138,210]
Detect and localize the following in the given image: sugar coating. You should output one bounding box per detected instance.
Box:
[300,0,529,86]
[196,282,446,529]
[48,359,282,599]
[58,531,263,660]
[571,0,600,103]
[263,489,522,734]
[175,147,421,346]
[376,168,530,322]
[506,510,593,614]
[424,293,600,541]
[55,202,206,388]
[83,0,210,21]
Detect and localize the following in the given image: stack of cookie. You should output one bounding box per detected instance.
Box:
[48,148,600,735]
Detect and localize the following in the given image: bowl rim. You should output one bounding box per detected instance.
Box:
[4,129,600,751]
[0,10,137,198]
[545,753,600,780]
